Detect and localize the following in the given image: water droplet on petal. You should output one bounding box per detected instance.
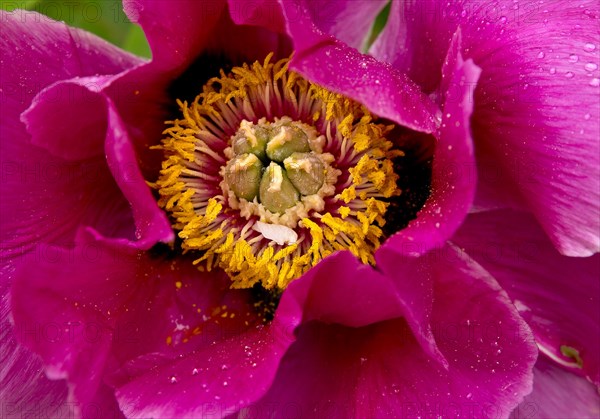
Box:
[549,67,556,74]
[537,51,545,59]
[170,376,177,384]
[565,71,574,78]
[583,43,596,52]
[568,54,579,63]
[584,113,591,120]
[499,16,507,23]
[192,368,199,375]
[590,78,600,87]
[584,63,598,72]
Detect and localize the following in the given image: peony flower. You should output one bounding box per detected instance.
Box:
[1,1,597,418]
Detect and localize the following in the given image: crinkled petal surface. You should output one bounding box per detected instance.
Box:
[11,228,297,417]
[453,210,600,385]
[245,250,537,418]
[0,10,141,259]
[385,31,479,255]
[278,0,439,134]
[510,356,600,419]
[370,0,600,255]
[104,101,174,248]
[0,11,141,417]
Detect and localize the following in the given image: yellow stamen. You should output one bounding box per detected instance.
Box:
[154,54,402,290]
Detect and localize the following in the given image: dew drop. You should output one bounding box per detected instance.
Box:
[549,67,556,74]
[583,43,596,52]
[223,381,228,387]
[537,51,545,59]
[590,78,600,87]
[499,16,507,24]
[568,54,579,63]
[584,113,591,120]
[466,393,473,399]
[584,63,598,72]
[192,368,199,376]
[565,71,574,79]
[170,376,177,384]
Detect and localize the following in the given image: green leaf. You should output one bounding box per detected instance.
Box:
[362,1,391,53]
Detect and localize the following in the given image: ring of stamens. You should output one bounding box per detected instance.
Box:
[154,54,403,290]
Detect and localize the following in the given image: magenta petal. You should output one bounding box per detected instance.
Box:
[384,34,480,256]
[104,101,174,248]
[123,0,226,74]
[115,323,293,418]
[453,210,600,385]
[510,356,600,419]
[370,1,600,255]
[0,10,140,116]
[281,251,416,328]
[227,0,286,33]
[288,0,389,51]
[10,241,139,408]
[1,264,69,419]
[1,10,140,258]
[21,76,113,161]
[247,247,537,418]
[287,251,446,366]
[278,0,438,133]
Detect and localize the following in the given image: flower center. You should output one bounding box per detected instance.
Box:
[221,117,339,227]
[155,54,403,290]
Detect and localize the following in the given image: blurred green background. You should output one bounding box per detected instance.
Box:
[0,0,151,57]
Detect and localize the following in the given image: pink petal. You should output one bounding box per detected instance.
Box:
[104,101,174,248]
[122,0,226,74]
[510,356,600,419]
[115,322,293,418]
[246,248,537,417]
[278,0,439,134]
[21,76,114,161]
[283,0,389,51]
[370,0,600,256]
[0,10,142,260]
[1,264,69,419]
[384,31,480,255]
[453,210,600,385]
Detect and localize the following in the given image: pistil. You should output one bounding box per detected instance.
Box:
[154,54,403,290]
